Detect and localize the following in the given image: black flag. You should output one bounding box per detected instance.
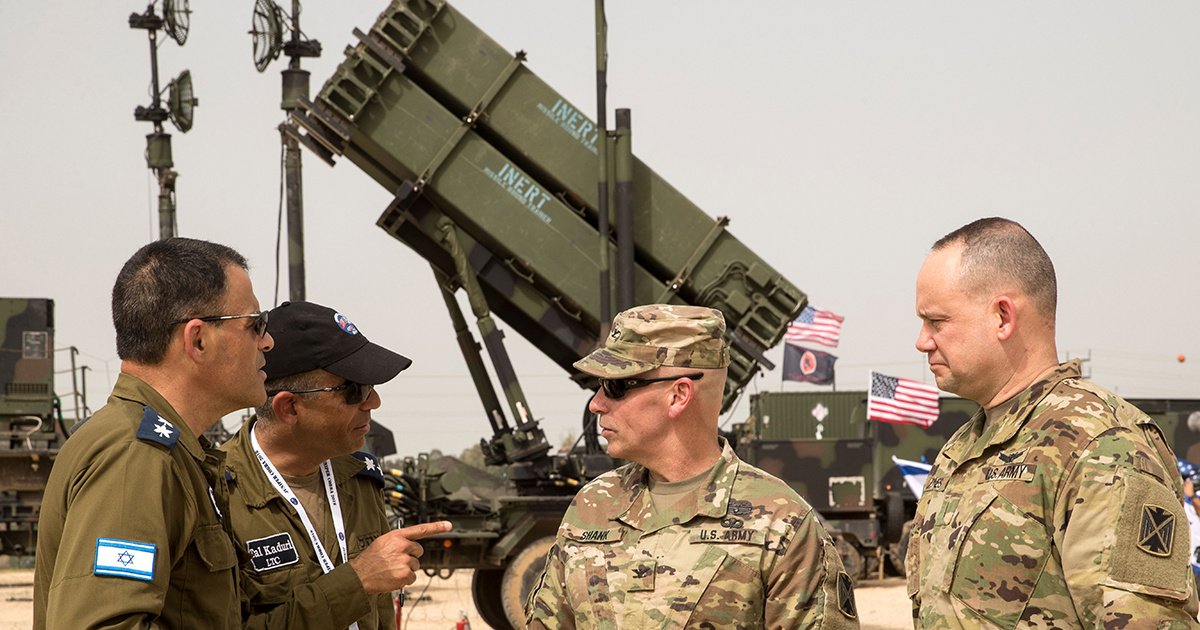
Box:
[783,344,836,385]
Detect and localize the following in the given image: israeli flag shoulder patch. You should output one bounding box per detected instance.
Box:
[136,406,179,449]
[94,537,156,581]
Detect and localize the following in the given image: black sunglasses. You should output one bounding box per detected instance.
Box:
[268,380,375,406]
[170,311,270,338]
[598,373,703,400]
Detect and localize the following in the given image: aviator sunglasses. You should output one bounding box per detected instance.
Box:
[169,311,270,338]
[268,380,375,406]
[598,373,703,399]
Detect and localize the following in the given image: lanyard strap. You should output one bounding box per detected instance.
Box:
[251,426,359,630]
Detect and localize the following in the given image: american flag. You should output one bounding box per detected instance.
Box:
[784,305,844,348]
[867,371,940,427]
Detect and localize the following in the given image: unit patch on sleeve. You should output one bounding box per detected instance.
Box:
[1137,504,1175,557]
[246,532,300,572]
[94,537,157,581]
[837,571,857,618]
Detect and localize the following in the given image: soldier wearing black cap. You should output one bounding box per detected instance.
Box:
[220,301,450,629]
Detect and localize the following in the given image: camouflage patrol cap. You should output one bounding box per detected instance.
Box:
[573,304,730,378]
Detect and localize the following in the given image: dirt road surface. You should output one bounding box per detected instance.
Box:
[1,569,912,629]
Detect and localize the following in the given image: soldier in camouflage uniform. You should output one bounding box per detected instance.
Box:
[526,304,859,628]
[908,218,1200,627]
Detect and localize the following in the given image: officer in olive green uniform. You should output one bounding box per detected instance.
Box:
[222,300,444,629]
[224,423,396,628]
[35,376,242,628]
[908,218,1200,627]
[526,305,858,629]
[34,238,273,628]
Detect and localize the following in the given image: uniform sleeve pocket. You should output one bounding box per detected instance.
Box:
[194,523,237,572]
[1102,469,1191,601]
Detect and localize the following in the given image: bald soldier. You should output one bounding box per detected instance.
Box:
[526,305,859,628]
[907,218,1200,627]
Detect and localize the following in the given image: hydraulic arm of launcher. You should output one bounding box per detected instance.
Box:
[437,217,551,466]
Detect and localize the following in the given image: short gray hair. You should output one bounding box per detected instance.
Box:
[256,371,325,421]
[933,217,1057,318]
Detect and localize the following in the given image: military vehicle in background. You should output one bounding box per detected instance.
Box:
[0,298,89,559]
[726,390,1200,580]
[286,0,806,626]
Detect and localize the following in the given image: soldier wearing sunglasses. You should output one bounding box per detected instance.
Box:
[35,238,273,629]
[219,300,450,629]
[526,304,859,628]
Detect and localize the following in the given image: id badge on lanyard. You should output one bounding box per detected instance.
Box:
[251,426,360,630]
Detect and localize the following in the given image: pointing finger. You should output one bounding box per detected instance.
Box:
[395,520,453,541]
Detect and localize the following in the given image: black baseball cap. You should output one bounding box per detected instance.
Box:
[263,301,412,384]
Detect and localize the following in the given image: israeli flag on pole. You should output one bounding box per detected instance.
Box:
[892,456,932,500]
[94,538,156,581]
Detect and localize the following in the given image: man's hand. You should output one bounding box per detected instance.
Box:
[350,521,453,594]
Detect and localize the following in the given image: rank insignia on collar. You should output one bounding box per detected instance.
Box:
[997,449,1025,463]
[727,499,752,517]
[1138,504,1175,557]
[352,451,385,486]
[837,571,857,618]
[136,406,179,449]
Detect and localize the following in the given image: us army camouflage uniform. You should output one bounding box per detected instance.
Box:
[34,374,241,629]
[525,438,859,629]
[906,360,1200,628]
[221,418,396,629]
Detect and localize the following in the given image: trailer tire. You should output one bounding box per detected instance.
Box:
[884,491,906,544]
[834,534,864,583]
[472,569,512,630]
[893,519,915,577]
[501,536,556,628]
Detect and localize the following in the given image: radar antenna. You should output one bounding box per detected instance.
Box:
[167,70,198,133]
[162,0,191,45]
[249,0,284,72]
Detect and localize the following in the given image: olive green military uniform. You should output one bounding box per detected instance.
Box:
[222,418,395,629]
[34,373,241,629]
[526,438,859,629]
[906,361,1200,628]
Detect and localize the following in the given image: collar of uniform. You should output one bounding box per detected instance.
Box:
[615,437,738,532]
[222,416,365,509]
[958,360,1082,464]
[110,372,206,461]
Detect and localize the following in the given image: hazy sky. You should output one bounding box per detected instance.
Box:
[3,2,1198,456]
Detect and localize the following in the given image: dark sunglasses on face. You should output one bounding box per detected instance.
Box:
[598,372,704,400]
[268,380,374,406]
[169,311,270,338]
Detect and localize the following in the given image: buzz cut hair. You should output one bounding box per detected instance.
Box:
[933,217,1057,318]
[112,237,248,364]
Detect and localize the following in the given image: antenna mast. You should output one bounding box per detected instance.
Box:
[250,0,321,301]
[130,0,197,239]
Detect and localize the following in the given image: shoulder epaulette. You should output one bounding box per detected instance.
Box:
[351,451,385,486]
[136,406,180,449]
